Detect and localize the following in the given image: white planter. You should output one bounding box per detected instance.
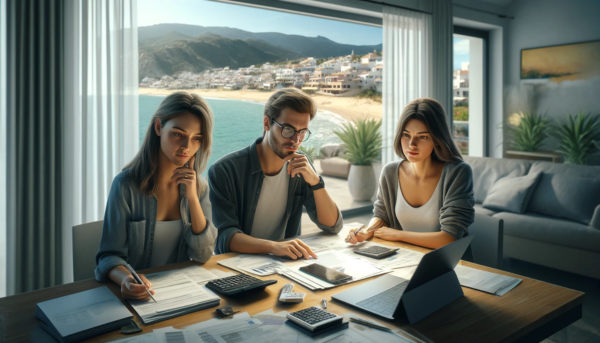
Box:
[347,164,376,201]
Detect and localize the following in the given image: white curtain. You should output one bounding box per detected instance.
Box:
[63,0,139,284]
[381,6,432,164]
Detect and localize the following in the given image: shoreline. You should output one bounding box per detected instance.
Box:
[139,88,382,122]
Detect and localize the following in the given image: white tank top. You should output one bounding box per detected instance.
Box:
[395,177,442,233]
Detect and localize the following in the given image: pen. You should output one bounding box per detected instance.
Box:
[349,317,391,331]
[322,298,327,309]
[125,263,157,303]
[345,225,366,243]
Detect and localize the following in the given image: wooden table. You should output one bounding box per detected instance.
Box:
[0,232,584,342]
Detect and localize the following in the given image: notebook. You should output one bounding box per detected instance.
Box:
[35,286,133,343]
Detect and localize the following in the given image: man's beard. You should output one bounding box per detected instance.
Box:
[268,133,296,159]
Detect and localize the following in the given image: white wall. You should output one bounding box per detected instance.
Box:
[504,0,600,162]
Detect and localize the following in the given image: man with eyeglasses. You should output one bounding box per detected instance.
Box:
[208,88,343,259]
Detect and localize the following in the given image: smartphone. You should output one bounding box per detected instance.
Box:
[299,263,353,284]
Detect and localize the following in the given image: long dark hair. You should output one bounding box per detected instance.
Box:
[394,98,463,162]
[124,92,214,196]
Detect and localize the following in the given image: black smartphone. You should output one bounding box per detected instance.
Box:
[299,263,353,284]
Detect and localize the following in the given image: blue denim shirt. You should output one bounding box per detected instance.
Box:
[208,137,343,254]
[94,169,218,282]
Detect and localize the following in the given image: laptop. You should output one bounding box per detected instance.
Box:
[332,235,473,320]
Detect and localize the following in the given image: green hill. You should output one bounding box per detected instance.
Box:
[139,34,301,79]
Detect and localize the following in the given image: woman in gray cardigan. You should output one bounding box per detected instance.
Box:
[95,92,218,300]
[347,98,474,249]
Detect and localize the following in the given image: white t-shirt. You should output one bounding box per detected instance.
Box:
[251,162,290,241]
[149,219,183,268]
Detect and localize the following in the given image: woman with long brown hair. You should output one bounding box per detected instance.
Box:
[95,91,217,300]
[347,98,475,249]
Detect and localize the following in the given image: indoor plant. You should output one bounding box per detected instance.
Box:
[508,112,550,151]
[334,118,382,201]
[553,112,600,165]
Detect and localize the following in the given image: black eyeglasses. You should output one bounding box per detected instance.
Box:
[271,119,311,142]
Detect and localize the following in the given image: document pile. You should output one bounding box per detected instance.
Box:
[281,250,388,290]
[128,267,222,324]
[109,309,425,343]
[454,265,522,296]
[35,286,133,343]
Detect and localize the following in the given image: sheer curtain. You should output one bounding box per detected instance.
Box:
[381,6,432,164]
[63,0,139,284]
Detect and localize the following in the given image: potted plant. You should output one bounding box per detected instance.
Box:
[508,112,550,151]
[334,118,382,201]
[553,112,600,165]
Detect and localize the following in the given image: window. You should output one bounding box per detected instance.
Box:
[453,26,488,157]
[137,0,382,170]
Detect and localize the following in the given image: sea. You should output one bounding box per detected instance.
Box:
[139,95,346,174]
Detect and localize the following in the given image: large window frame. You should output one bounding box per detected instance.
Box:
[453,25,489,156]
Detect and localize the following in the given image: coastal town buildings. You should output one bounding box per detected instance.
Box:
[140,50,383,97]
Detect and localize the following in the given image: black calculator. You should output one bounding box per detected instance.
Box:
[286,307,343,332]
[354,245,399,259]
[206,273,277,296]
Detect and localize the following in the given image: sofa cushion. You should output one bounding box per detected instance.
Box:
[494,212,600,253]
[482,172,541,214]
[320,157,351,178]
[474,204,497,216]
[463,156,532,204]
[527,172,600,225]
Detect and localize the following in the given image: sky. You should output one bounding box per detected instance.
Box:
[137,0,383,46]
[138,0,469,67]
[454,37,469,71]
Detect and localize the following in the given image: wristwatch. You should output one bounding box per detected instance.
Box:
[309,176,325,191]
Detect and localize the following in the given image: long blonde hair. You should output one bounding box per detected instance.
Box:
[124,92,214,196]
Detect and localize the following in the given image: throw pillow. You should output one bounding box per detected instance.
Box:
[528,173,600,225]
[482,172,542,213]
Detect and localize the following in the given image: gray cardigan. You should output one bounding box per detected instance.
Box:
[95,170,218,282]
[373,160,475,240]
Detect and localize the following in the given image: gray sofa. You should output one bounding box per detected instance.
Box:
[464,156,600,279]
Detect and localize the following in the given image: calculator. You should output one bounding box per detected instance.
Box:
[354,245,399,259]
[279,283,306,303]
[286,307,343,332]
[206,273,277,296]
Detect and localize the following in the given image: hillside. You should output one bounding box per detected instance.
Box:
[139,23,383,58]
[139,34,301,79]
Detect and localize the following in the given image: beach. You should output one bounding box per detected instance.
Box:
[139,88,382,122]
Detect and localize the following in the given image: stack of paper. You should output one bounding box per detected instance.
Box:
[454,265,522,296]
[278,250,389,290]
[140,309,420,343]
[218,254,285,276]
[35,286,133,343]
[128,269,221,325]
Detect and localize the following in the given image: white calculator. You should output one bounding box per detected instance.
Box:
[279,283,306,303]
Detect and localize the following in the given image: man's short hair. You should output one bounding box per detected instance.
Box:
[264,88,317,122]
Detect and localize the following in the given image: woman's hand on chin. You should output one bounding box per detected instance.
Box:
[173,155,198,200]
[373,227,402,241]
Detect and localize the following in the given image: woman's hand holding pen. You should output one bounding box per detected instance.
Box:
[121,274,155,300]
[173,155,198,200]
[346,227,374,244]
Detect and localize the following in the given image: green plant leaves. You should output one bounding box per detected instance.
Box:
[333,118,382,166]
[297,145,319,162]
[508,112,550,152]
[553,112,600,165]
